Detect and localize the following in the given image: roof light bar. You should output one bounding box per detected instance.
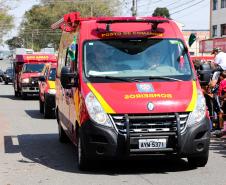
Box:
[51,12,170,32]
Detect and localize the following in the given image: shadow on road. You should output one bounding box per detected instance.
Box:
[209,138,226,158]
[0,94,38,101]
[0,94,21,100]
[25,110,44,119]
[4,134,195,175]
[4,134,77,173]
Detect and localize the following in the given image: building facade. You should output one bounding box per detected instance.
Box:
[210,0,226,38]
[199,0,226,53]
[183,30,210,56]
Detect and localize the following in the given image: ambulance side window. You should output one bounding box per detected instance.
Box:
[65,45,78,73]
[44,67,48,77]
[74,44,78,72]
[65,49,71,67]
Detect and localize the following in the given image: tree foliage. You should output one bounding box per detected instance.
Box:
[152,7,170,18]
[16,0,120,51]
[5,36,24,50]
[0,0,14,44]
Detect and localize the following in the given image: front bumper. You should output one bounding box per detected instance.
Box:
[80,115,210,159]
[21,83,39,94]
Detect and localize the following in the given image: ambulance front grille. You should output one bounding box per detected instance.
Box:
[110,113,189,134]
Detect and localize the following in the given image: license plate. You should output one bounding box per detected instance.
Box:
[139,139,167,149]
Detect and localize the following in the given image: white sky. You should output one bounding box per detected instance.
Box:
[123,0,210,30]
[1,0,210,49]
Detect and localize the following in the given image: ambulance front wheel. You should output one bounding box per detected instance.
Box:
[39,98,44,113]
[44,101,51,119]
[77,129,89,171]
[187,150,209,168]
[21,92,27,99]
[14,90,19,97]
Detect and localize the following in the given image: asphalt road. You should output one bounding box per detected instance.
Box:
[0,59,226,185]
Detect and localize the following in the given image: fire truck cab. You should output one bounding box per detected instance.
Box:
[52,12,210,170]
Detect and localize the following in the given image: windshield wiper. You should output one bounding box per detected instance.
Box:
[89,75,141,82]
[148,76,182,81]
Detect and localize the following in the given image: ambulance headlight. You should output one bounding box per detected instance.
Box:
[187,90,206,126]
[22,78,29,83]
[85,92,112,127]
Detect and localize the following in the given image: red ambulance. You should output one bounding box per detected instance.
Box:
[13,53,57,98]
[52,12,210,170]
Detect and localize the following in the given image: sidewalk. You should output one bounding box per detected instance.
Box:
[211,132,226,148]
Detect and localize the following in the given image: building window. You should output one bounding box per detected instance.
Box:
[221,0,226,8]
[213,0,218,10]
[221,24,226,36]
[212,25,217,37]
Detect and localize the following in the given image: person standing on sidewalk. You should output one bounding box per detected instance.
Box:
[209,48,226,88]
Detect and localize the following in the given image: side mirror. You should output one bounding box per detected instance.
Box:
[60,66,77,89]
[188,33,196,47]
[39,76,46,82]
[68,43,77,62]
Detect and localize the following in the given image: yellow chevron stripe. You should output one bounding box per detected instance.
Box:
[47,81,56,89]
[87,83,115,114]
[186,81,197,111]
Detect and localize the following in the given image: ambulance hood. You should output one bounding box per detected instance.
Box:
[86,81,197,114]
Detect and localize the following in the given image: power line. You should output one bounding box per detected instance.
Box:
[169,0,197,10]
[165,1,178,7]
[174,1,209,19]
[171,0,205,15]
[152,0,165,5]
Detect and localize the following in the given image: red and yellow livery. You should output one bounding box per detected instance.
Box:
[52,12,210,170]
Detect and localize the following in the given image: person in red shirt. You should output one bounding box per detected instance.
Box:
[217,71,226,130]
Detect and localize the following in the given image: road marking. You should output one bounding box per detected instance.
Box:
[11,136,19,146]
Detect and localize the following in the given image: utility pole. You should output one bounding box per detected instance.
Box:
[31,30,34,50]
[90,4,93,16]
[132,0,137,16]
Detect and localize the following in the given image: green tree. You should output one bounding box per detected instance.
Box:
[0,1,14,44]
[5,36,24,50]
[152,7,170,18]
[18,0,120,51]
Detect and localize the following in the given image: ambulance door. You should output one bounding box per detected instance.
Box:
[39,66,48,102]
[60,50,72,136]
[69,42,78,143]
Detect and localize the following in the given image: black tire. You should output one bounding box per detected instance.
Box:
[14,90,19,97]
[187,151,209,168]
[77,129,89,171]
[39,98,44,113]
[21,92,27,100]
[51,109,56,119]
[5,81,8,85]
[44,101,51,119]
[57,110,69,143]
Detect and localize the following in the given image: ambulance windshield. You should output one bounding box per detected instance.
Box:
[84,39,193,81]
[22,64,45,73]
